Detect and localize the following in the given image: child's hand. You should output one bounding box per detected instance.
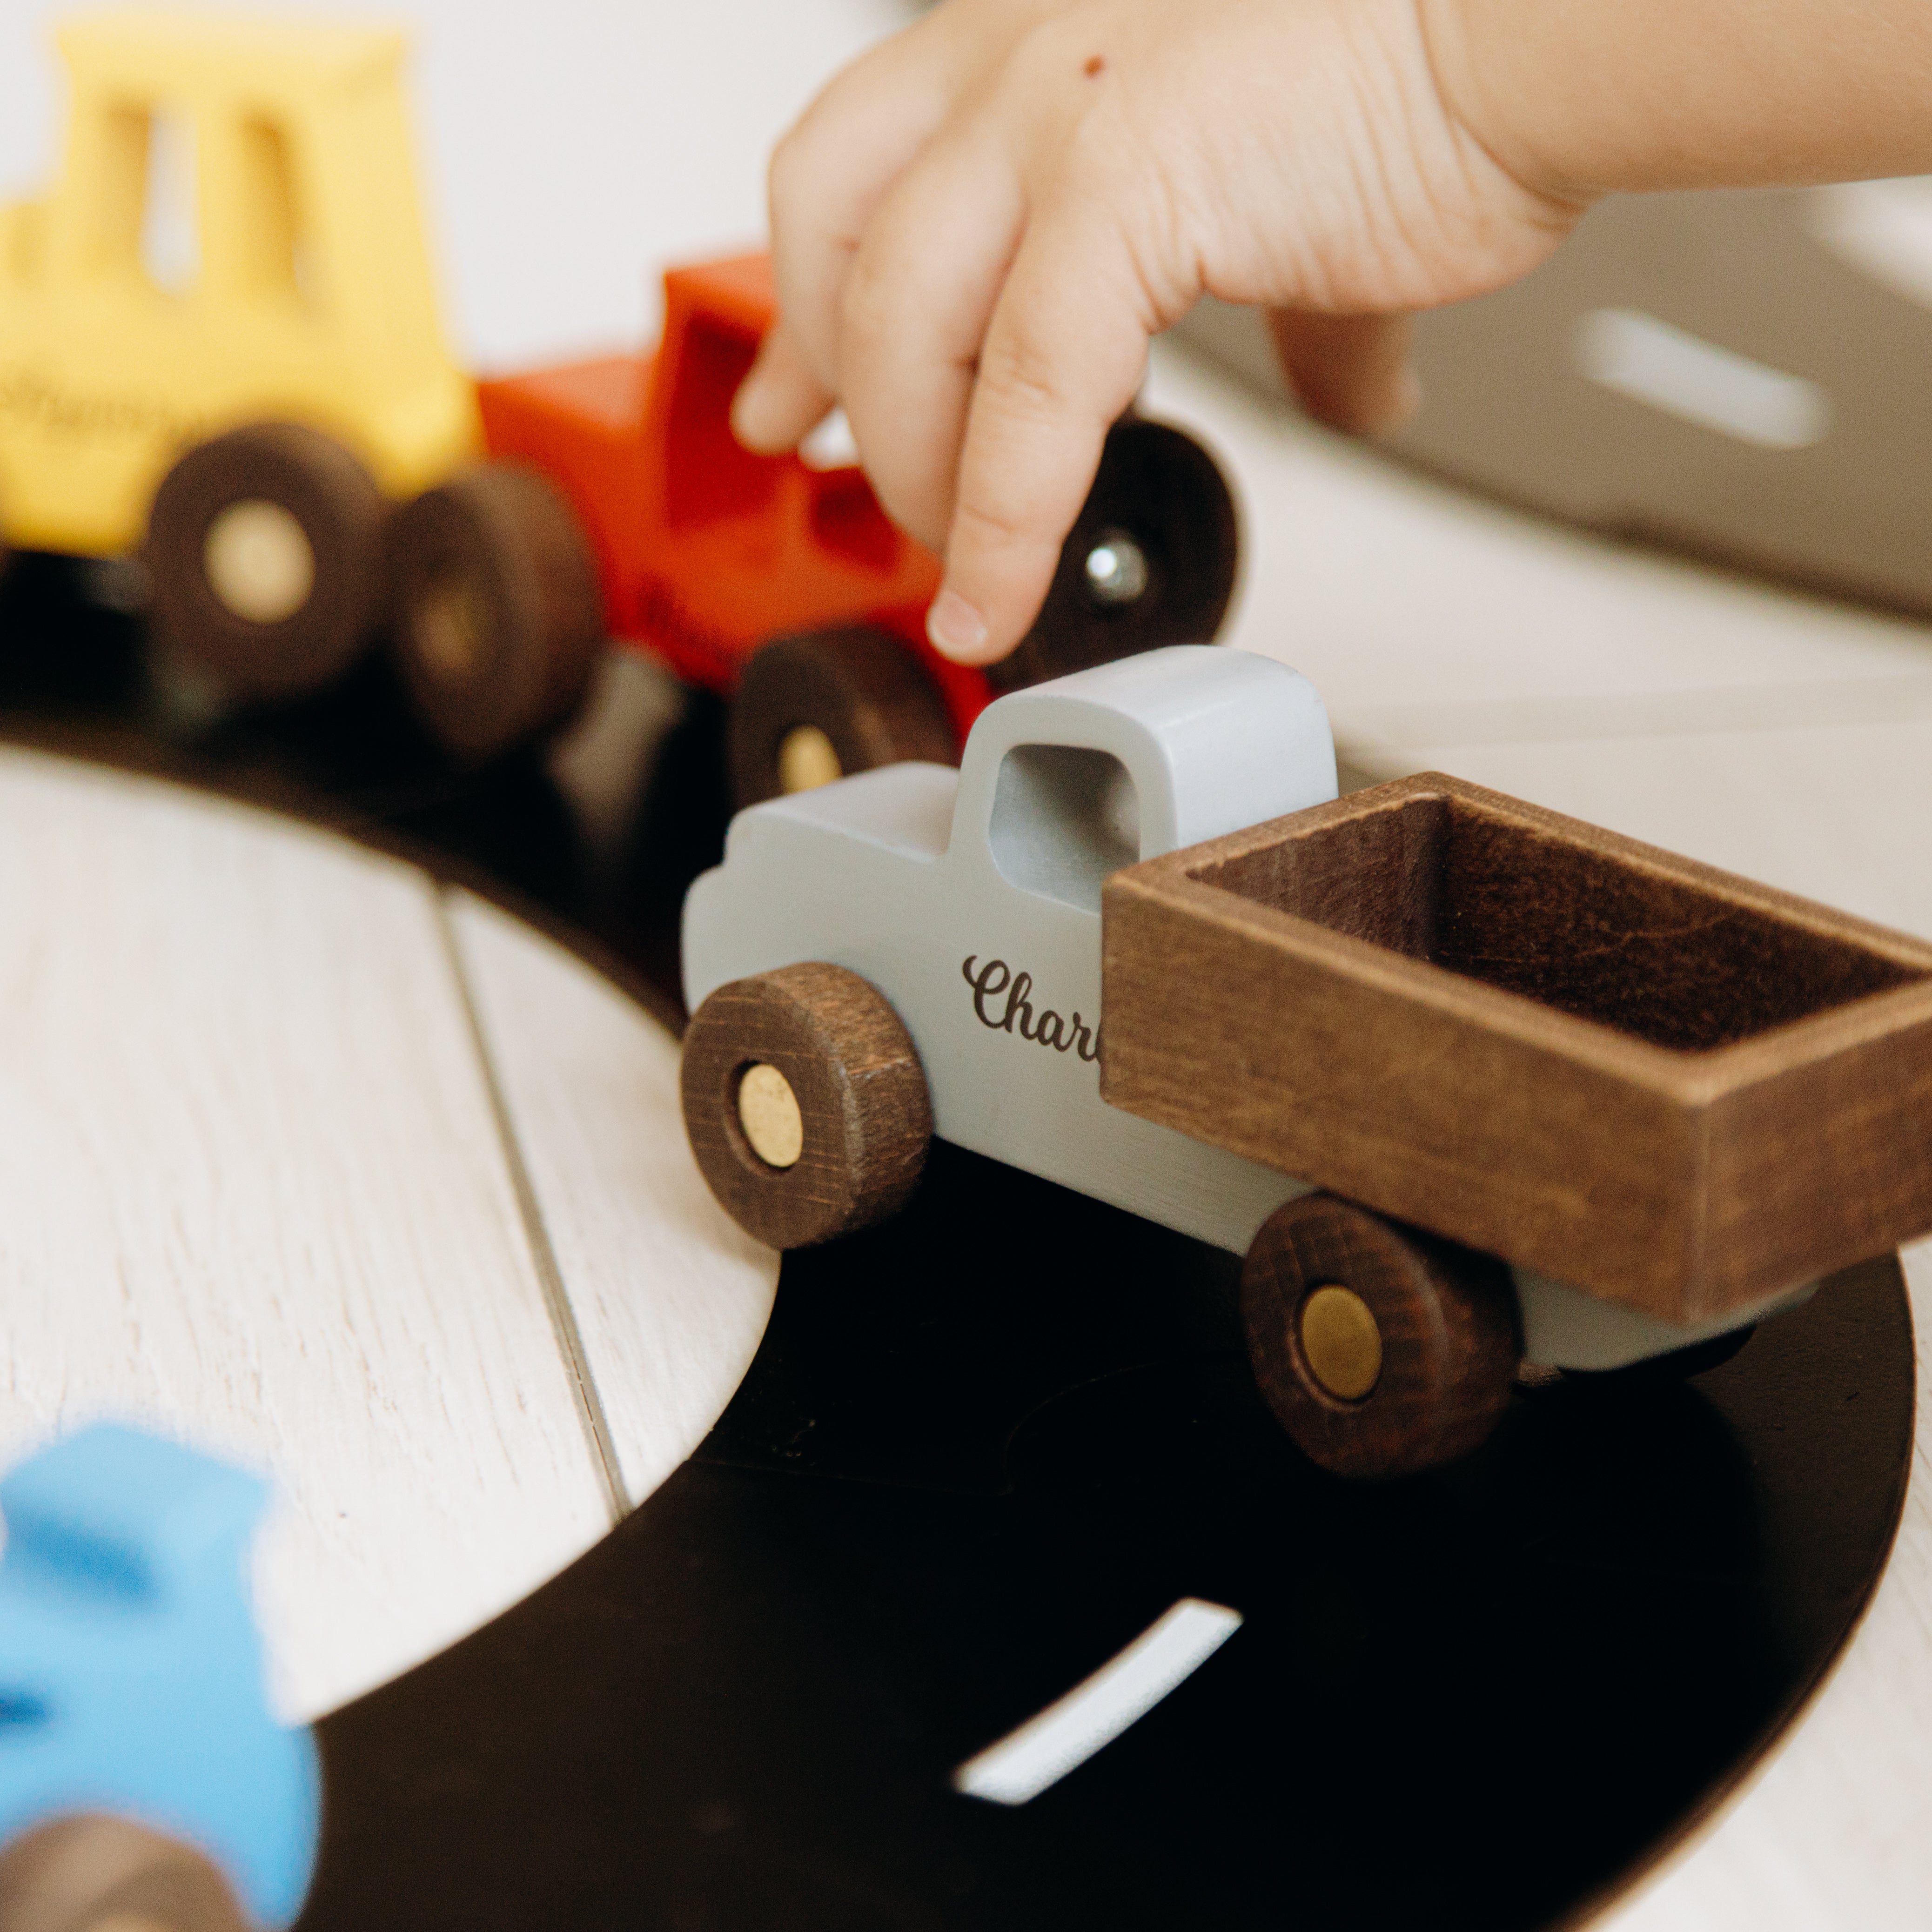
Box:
[730,0,1583,665]
[736,0,1932,667]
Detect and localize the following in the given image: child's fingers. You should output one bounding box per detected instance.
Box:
[1267,308,1421,432]
[833,118,1028,551]
[928,205,1155,664]
[732,321,839,454]
[761,14,979,402]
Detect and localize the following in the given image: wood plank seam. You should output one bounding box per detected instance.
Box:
[434,889,630,1523]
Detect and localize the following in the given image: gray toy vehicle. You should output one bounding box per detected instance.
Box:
[680,646,1851,1478]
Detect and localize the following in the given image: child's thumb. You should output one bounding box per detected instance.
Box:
[1268,309,1420,434]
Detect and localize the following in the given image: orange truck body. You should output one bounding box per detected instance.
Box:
[475,254,995,745]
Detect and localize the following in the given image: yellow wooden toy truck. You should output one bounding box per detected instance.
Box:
[0,12,478,697]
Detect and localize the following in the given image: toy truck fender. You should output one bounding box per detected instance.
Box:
[683,645,1337,1250]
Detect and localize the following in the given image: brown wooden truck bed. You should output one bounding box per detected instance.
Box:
[1101,772,1932,1324]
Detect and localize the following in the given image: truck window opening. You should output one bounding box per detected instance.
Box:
[662,315,779,528]
[137,106,199,296]
[236,118,309,306]
[990,744,1140,912]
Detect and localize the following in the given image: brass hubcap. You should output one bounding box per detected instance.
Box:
[777,723,843,794]
[412,571,490,684]
[737,1062,804,1168]
[203,498,314,625]
[1300,1284,1383,1401]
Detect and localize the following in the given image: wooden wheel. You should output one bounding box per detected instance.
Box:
[1242,1194,1521,1479]
[681,962,931,1249]
[146,421,387,699]
[388,461,604,762]
[990,416,1239,691]
[725,627,957,809]
[0,1815,252,1932]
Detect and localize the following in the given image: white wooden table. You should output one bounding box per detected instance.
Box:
[6,0,1932,1919]
[0,749,776,1724]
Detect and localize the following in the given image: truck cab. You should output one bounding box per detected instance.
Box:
[0,12,476,558]
[682,644,1338,1248]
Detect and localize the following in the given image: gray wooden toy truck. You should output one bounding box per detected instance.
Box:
[681,646,1932,1477]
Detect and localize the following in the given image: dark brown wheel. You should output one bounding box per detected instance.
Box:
[145,421,387,698]
[726,625,958,808]
[990,414,1239,692]
[681,962,932,1249]
[0,1814,252,1932]
[1242,1193,1521,1479]
[387,460,604,762]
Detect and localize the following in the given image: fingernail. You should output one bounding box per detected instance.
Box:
[927,587,988,661]
[731,369,780,451]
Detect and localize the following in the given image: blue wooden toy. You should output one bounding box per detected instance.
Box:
[0,1424,319,1929]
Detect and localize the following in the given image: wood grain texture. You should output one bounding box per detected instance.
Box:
[1305,715,1932,1932]
[0,748,610,1724]
[1090,257,1932,1932]
[388,459,605,761]
[1241,1194,1519,1478]
[0,5,1915,1912]
[1103,772,1932,1322]
[445,892,778,1510]
[680,962,932,1250]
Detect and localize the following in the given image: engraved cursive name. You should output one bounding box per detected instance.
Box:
[0,365,208,445]
[961,955,1100,1062]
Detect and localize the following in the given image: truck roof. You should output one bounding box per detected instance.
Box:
[58,11,406,92]
[951,645,1338,864]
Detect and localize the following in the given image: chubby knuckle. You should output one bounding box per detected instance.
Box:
[977,323,1076,430]
[952,488,1036,554]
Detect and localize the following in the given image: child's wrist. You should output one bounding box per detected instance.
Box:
[1415,0,1596,210]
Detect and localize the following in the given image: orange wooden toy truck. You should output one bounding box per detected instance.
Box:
[390,254,1240,799]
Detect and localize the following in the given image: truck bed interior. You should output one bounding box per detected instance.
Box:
[1186,780,1930,1053]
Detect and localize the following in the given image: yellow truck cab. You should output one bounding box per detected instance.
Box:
[0,12,477,691]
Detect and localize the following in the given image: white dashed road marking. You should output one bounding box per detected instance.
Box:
[1574,308,1831,449]
[953,1598,1243,1805]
